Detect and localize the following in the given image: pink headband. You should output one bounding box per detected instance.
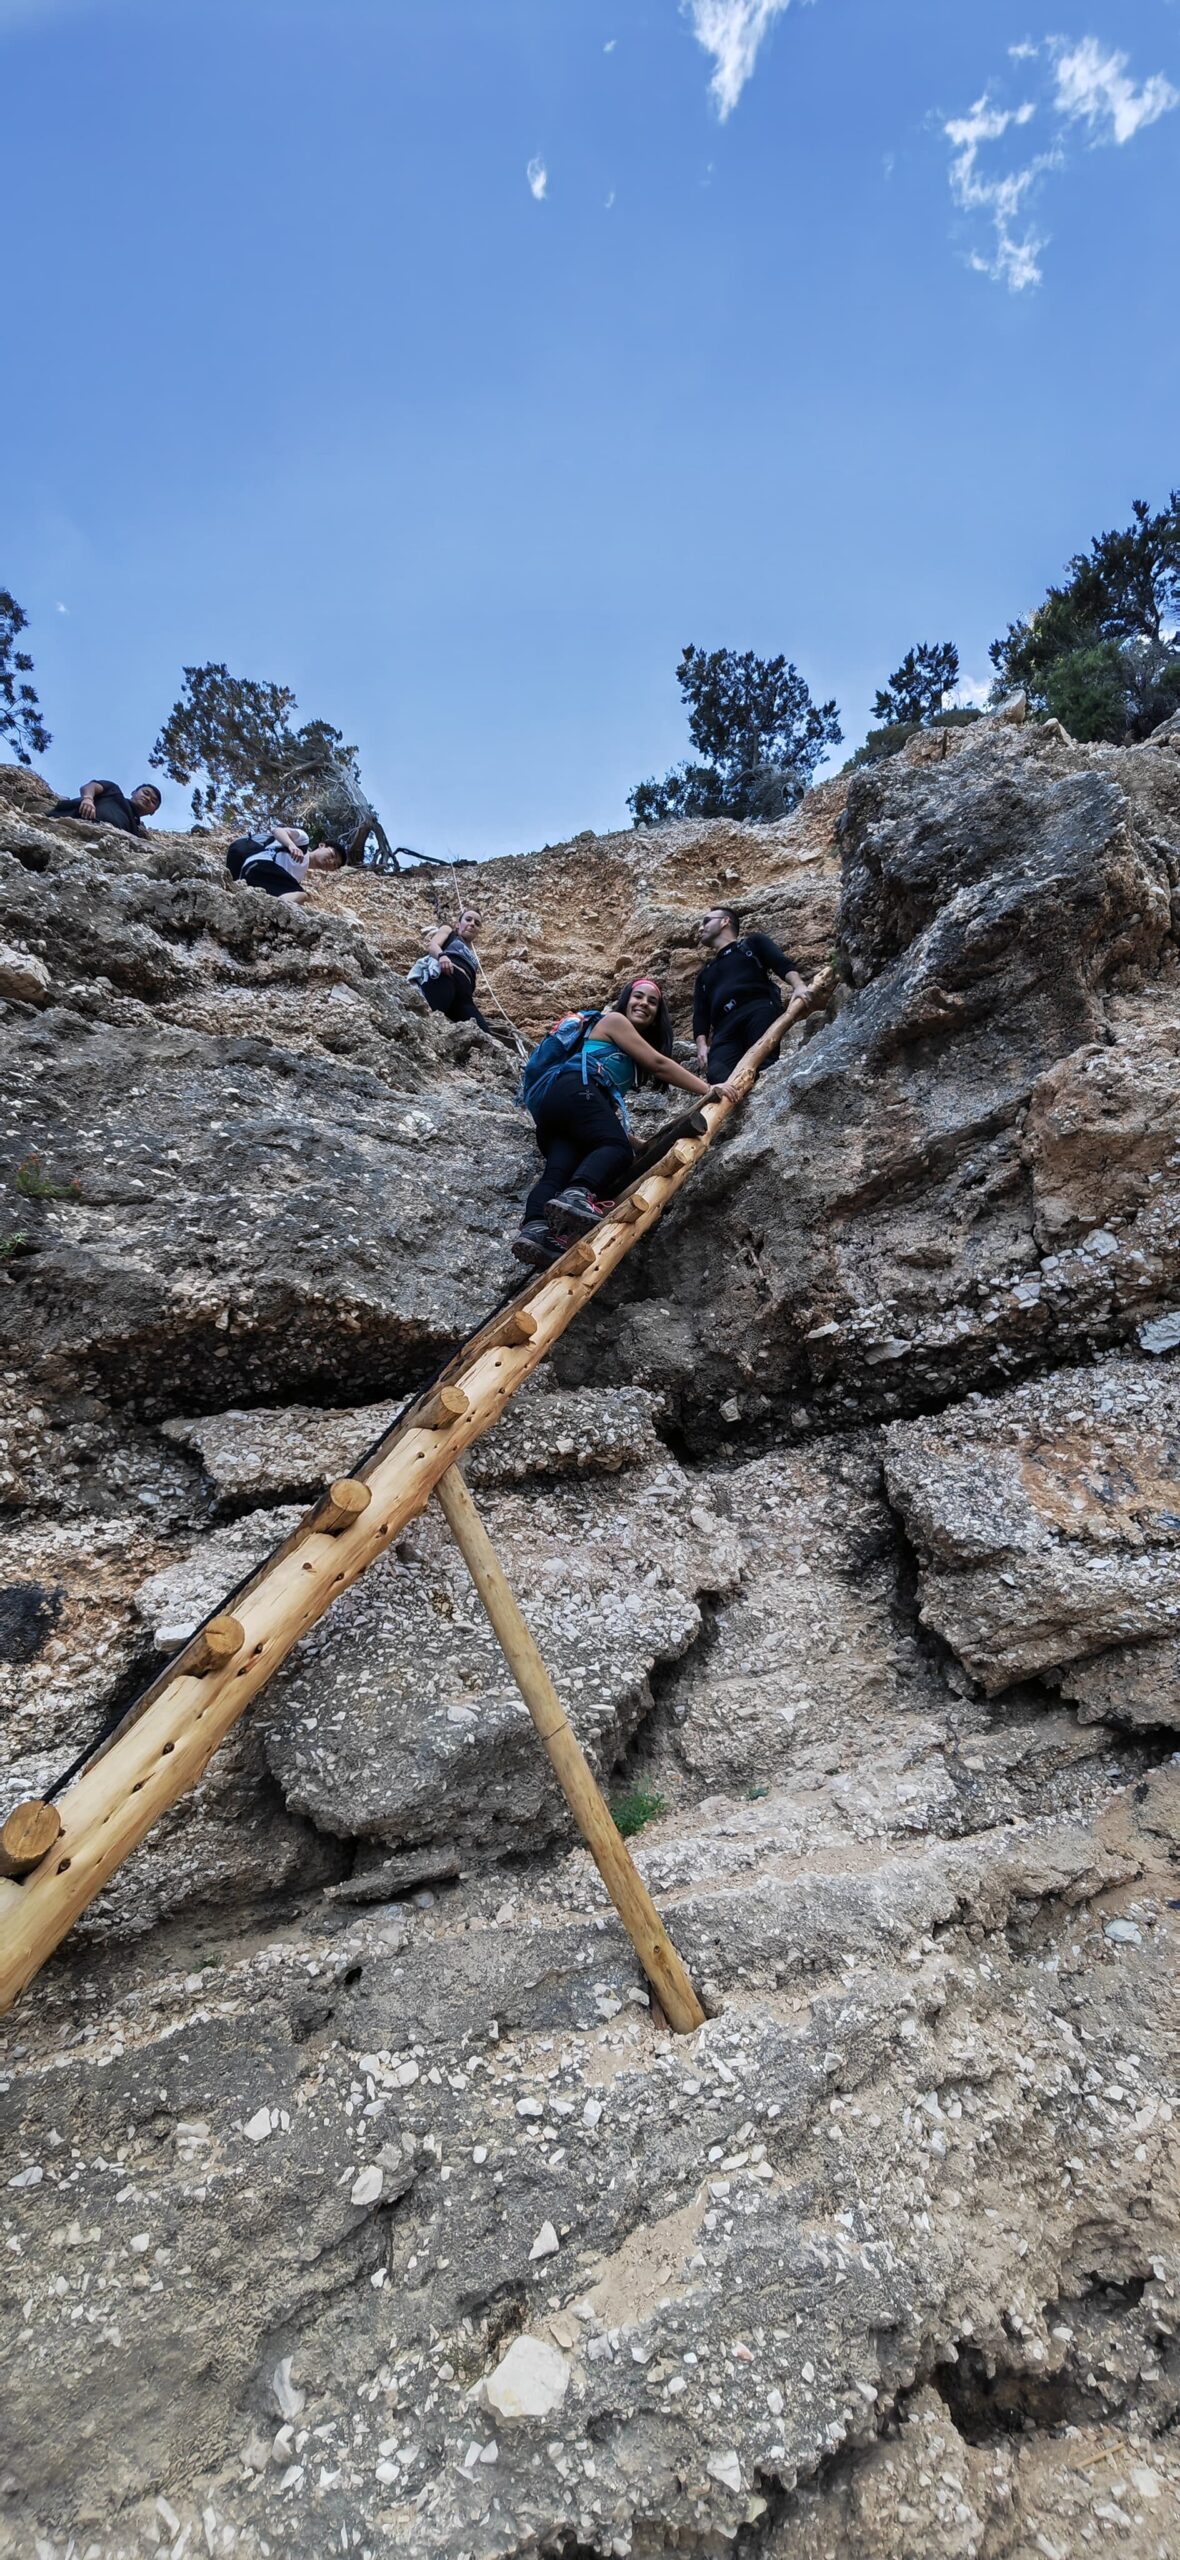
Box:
[632,976,661,995]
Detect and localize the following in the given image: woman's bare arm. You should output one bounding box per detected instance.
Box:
[597,1008,724,1097]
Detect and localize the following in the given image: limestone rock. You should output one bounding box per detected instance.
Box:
[484,2336,570,2418]
[885,1355,1180,1703]
[5,746,1180,2560]
[0,940,49,1003]
[134,1509,306,1647]
[561,719,1180,1435]
[256,1459,742,1856]
[159,1383,662,1507]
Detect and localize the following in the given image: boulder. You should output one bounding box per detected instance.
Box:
[559,719,1180,1437]
[159,1383,662,1507]
[256,1457,742,1857]
[885,1355,1180,1705]
[0,941,50,1003]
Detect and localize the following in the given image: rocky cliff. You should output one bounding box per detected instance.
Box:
[1,716,1178,2560]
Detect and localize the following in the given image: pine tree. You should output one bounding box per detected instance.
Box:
[990,493,1180,741]
[0,590,51,767]
[629,644,841,826]
[151,662,393,862]
[872,642,960,729]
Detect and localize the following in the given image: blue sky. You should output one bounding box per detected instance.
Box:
[3,0,1177,855]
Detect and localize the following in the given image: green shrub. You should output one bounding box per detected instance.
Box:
[611,1786,666,1839]
[14,1156,80,1201]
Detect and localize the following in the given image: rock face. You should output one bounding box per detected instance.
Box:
[2,730,1180,2560]
[886,1356,1180,1718]
[560,719,1180,1437]
[254,1449,741,1858]
[312,790,846,1041]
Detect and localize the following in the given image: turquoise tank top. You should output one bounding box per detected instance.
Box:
[581,1035,637,1101]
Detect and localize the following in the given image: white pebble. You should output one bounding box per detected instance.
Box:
[707,2450,743,2494]
[484,2336,570,2420]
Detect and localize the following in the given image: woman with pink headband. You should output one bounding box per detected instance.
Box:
[513,974,740,1268]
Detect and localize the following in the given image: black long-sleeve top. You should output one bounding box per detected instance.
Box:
[692,933,797,1040]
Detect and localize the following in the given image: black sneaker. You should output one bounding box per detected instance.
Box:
[511,1220,563,1269]
[544,1185,612,1238]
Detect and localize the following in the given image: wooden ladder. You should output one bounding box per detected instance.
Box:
[0,977,829,2020]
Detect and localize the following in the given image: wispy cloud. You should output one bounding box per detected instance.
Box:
[944,35,1178,292]
[944,93,1053,292]
[1052,37,1178,145]
[526,157,548,202]
[683,0,794,120]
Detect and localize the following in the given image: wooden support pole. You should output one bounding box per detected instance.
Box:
[0,971,831,2015]
[0,1802,63,1880]
[434,1463,706,2034]
[314,1479,373,1535]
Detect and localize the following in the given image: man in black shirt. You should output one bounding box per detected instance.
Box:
[692,903,808,1083]
[53,779,162,835]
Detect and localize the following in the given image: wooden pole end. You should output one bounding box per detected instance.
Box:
[0,1800,63,1879]
[417,1384,472,1430]
[317,1477,374,1533]
[500,1307,540,1345]
[187,1614,246,1676]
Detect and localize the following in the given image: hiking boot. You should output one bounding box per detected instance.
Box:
[511,1220,563,1269]
[544,1185,613,1238]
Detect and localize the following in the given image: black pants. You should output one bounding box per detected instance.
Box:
[421,969,494,1035]
[524,1076,633,1227]
[706,993,783,1083]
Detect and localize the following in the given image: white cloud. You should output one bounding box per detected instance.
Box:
[1052,37,1178,145]
[944,34,1178,292]
[55,601,68,614]
[683,0,794,120]
[526,157,548,201]
[604,36,616,51]
[944,92,1053,292]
